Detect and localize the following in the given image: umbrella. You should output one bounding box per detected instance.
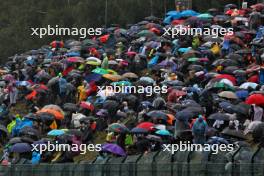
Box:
[221,128,246,140]
[155,129,171,136]
[146,135,162,142]
[92,68,109,75]
[203,36,222,43]
[136,122,154,131]
[176,110,195,121]
[8,137,23,145]
[10,143,32,153]
[108,123,129,133]
[79,116,97,124]
[131,127,148,134]
[235,90,249,100]
[101,143,126,156]
[137,30,155,37]
[86,57,101,66]
[218,91,238,99]
[239,82,258,90]
[80,101,94,111]
[66,57,84,63]
[214,15,230,22]
[197,13,213,19]
[43,105,64,114]
[139,77,155,84]
[85,73,102,83]
[103,74,123,82]
[122,72,138,79]
[37,108,64,120]
[219,101,235,113]
[147,111,168,121]
[245,94,264,106]
[63,103,79,112]
[232,103,251,116]
[180,10,199,17]
[37,112,55,124]
[19,126,40,138]
[208,113,230,121]
[0,124,8,136]
[47,129,65,136]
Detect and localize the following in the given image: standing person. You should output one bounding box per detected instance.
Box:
[58,73,67,103]
[7,82,18,107]
[192,115,207,144]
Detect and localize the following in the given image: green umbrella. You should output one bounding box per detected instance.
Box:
[187,57,199,62]
[212,82,235,91]
[92,68,109,75]
[197,13,213,18]
[137,30,155,37]
[108,123,129,133]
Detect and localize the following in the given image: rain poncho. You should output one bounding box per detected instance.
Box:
[192,115,207,144]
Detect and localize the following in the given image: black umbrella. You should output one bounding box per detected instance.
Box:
[176,110,195,121]
[221,127,247,140]
[146,134,162,142]
[0,124,8,136]
[8,137,22,145]
[79,116,97,124]
[146,111,168,121]
[232,103,250,116]
[187,64,204,71]
[208,112,230,121]
[63,103,79,112]
[37,112,55,125]
[19,126,40,139]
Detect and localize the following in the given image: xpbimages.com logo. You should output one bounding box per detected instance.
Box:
[97,85,168,96]
[31,141,101,154]
[31,25,103,38]
[163,25,234,38]
[162,141,234,154]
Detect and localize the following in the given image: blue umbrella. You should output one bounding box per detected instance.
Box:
[235,90,249,100]
[155,129,171,136]
[178,47,191,53]
[219,101,234,113]
[180,10,199,17]
[47,129,65,136]
[66,52,80,57]
[10,143,32,153]
[84,73,102,83]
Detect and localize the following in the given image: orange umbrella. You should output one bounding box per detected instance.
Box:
[103,74,123,82]
[37,109,64,120]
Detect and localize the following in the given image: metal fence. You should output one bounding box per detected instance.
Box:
[0,150,264,176]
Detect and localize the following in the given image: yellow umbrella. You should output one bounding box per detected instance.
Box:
[103,74,123,82]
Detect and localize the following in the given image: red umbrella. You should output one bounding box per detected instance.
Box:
[80,101,95,111]
[225,9,233,15]
[215,74,236,85]
[246,94,264,106]
[126,51,137,56]
[136,122,154,131]
[171,19,185,25]
[67,57,84,63]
